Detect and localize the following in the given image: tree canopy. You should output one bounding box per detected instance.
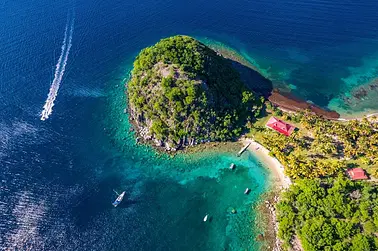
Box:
[128,35,262,149]
[277,175,378,250]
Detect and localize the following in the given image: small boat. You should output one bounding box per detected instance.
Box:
[112,190,126,207]
[230,163,235,170]
[244,188,251,195]
[203,214,209,222]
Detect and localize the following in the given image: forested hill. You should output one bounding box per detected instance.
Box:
[127,35,262,150]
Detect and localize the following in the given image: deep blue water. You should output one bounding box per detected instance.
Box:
[1,0,378,250]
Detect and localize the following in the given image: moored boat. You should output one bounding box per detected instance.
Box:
[229,163,235,170]
[244,188,250,195]
[112,191,126,207]
[203,214,209,222]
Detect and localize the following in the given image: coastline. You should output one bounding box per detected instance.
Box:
[202,38,343,120]
[241,138,291,189]
[203,38,378,121]
[338,112,378,121]
[119,37,377,250]
[109,82,272,250]
[240,137,290,251]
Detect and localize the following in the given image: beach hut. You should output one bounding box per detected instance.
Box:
[266,116,296,136]
[347,168,368,180]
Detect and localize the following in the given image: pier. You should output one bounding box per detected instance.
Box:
[237,142,251,157]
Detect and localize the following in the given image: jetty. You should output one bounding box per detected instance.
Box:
[237,142,251,157]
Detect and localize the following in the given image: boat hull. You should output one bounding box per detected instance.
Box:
[112,191,125,207]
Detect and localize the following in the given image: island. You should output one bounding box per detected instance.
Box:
[127,35,263,151]
[125,35,378,250]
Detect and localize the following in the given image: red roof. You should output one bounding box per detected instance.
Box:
[266,117,295,136]
[347,168,368,180]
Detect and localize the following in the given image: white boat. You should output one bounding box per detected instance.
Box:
[230,163,235,170]
[203,214,209,222]
[112,191,126,207]
[244,188,250,194]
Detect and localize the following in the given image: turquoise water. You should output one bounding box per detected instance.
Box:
[100,72,272,250]
[2,0,378,250]
[199,34,378,116]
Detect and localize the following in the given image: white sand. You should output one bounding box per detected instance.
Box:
[338,112,378,122]
[241,138,291,189]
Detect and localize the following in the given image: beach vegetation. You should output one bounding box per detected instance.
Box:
[250,108,378,250]
[250,110,378,179]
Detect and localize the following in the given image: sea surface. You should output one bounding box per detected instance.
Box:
[1,0,378,250]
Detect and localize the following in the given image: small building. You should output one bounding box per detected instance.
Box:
[347,168,368,180]
[266,116,296,136]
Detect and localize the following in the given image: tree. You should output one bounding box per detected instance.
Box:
[350,234,371,251]
[300,216,335,251]
[364,221,376,235]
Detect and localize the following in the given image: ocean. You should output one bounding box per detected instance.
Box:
[1,0,378,250]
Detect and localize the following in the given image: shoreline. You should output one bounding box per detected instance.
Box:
[204,38,378,121]
[268,90,340,120]
[241,138,291,189]
[338,112,378,121]
[120,37,375,250]
[240,137,290,251]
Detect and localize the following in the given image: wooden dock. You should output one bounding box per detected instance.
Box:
[237,142,251,157]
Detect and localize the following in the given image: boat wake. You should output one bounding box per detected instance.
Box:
[40,13,75,121]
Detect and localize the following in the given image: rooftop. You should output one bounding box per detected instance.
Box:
[347,168,368,180]
[266,116,296,136]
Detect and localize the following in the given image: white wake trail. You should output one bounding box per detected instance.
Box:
[41,15,74,121]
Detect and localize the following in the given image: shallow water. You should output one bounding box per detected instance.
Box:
[2,0,378,250]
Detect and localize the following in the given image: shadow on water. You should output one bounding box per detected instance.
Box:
[227,59,273,98]
[116,198,140,208]
[289,67,337,107]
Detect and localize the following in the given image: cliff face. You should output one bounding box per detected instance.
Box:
[127,35,260,151]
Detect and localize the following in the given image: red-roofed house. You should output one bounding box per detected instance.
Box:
[266,116,296,136]
[347,168,368,180]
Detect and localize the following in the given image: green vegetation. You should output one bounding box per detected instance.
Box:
[277,175,378,250]
[128,35,262,149]
[126,36,378,250]
[248,105,378,251]
[249,108,378,179]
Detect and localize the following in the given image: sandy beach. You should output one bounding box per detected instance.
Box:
[240,138,290,251]
[241,138,291,189]
[338,112,378,121]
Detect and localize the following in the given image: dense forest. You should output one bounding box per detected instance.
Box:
[128,35,262,150]
[277,176,378,250]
